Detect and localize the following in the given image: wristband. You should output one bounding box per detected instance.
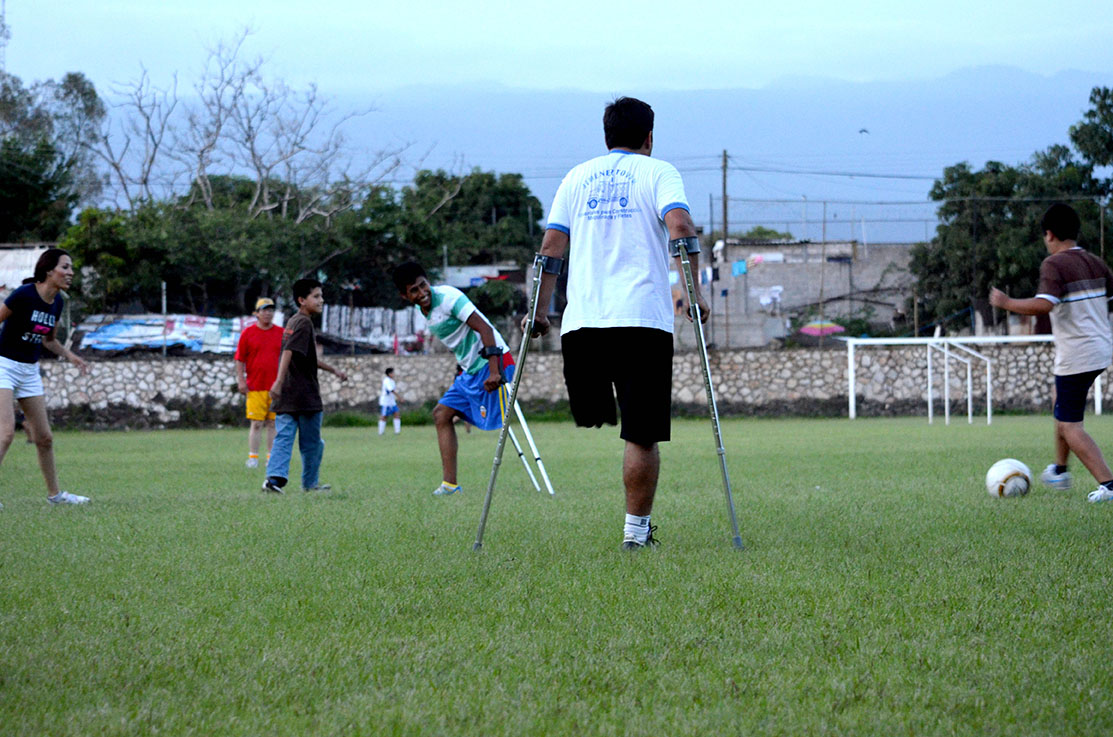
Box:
[668,236,702,256]
[479,345,504,359]
[537,254,565,275]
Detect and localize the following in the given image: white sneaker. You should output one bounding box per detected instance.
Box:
[245,457,259,468]
[1040,464,1072,491]
[1087,486,1113,503]
[48,491,90,505]
[433,482,461,496]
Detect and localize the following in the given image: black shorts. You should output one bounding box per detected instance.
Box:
[561,327,673,446]
[1054,369,1105,422]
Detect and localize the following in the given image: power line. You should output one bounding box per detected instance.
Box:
[728,163,938,181]
[723,194,1107,205]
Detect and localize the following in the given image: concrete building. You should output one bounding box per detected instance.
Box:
[670,239,916,349]
[0,243,51,298]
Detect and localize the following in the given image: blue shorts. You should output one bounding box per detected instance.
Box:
[439,362,515,431]
[1054,369,1104,422]
[379,404,398,416]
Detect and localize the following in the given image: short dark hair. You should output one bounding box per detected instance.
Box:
[392,262,427,293]
[385,367,394,376]
[292,278,322,304]
[604,97,654,150]
[1041,203,1081,242]
[34,248,71,283]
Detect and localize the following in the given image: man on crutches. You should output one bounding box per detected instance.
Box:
[529,96,711,550]
[392,262,547,496]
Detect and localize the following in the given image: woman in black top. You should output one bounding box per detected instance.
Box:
[0,248,90,506]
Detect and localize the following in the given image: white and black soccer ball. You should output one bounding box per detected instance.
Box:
[985,458,1031,498]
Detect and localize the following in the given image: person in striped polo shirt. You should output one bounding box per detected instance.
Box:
[990,203,1113,502]
[393,262,513,497]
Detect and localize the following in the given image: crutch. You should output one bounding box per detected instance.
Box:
[474,254,548,550]
[506,426,541,492]
[673,239,744,550]
[514,401,555,496]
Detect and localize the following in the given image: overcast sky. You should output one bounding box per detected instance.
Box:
[8,2,1113,242]
[9,0,1113,92]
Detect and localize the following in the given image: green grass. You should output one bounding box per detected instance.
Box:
[3,416,1113,735]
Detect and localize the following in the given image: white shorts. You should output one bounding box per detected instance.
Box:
[0,356,44,399]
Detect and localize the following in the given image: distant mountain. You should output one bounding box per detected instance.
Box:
[340,67,1113,243]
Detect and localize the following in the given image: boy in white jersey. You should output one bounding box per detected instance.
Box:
[392,262,513,496]
[990,203,1113,502]
[378,367,401,435]
[530,96,709,549]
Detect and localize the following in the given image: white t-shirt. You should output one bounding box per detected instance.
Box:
[424,285,510,374]
[379,376,396,407]
[546,150,690,335]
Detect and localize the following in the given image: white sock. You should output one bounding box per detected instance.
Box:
[378,420,386,435]
[624,513,651,542]
[393,417,401,434]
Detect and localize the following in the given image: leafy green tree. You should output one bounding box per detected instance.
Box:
[469,279,525,319]
[911,89,1113,330]
[1070,87,1113,175]
[60,208,166,313]
[739,225,794,240]
[0,71,105,208]
[400,169,542,267]
[0,137,77,241]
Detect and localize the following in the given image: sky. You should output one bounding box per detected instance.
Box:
[9,0,1113,93]
[6,1,1113,242]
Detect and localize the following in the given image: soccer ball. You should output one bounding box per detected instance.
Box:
[985,459,1031,498]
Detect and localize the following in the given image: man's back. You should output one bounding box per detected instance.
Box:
[547,150,689,335]
[273,312,321,413]
[1038,247,1113,375]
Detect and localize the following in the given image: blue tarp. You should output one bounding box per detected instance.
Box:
[78,315,261,354]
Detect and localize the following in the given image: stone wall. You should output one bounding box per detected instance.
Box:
[38,341,1092,428]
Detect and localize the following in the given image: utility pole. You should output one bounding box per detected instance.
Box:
[821,201,827,247]
[722,150,731,345]
[819,203,827,330]
[802,195,808,262]
[708,192,715,346]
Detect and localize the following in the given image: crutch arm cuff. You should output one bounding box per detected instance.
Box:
[537,254,565,275]
[668,236,701,256]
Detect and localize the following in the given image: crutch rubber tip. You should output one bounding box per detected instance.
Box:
[731,537,745,550]
[472,542,483,552]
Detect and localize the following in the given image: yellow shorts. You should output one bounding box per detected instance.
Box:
[245,390,276,421]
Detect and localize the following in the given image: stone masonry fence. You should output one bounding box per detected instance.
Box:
[36,341,1093,429]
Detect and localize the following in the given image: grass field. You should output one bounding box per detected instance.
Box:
[3,416,1113,736]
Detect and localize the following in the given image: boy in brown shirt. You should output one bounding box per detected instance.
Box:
[262,278,348,493]
[990,203,1113,502]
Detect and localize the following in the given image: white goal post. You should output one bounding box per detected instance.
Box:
[846,335,1104,423]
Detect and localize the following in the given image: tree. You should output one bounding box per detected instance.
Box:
[60,207,166,313]
[470,279,525,319]
[1070,87,1113,174]
[910,89,1113,330]
[0,71,105,240]
[0,136,77,242]
[400,169,542,267]
[738,225,794,241]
